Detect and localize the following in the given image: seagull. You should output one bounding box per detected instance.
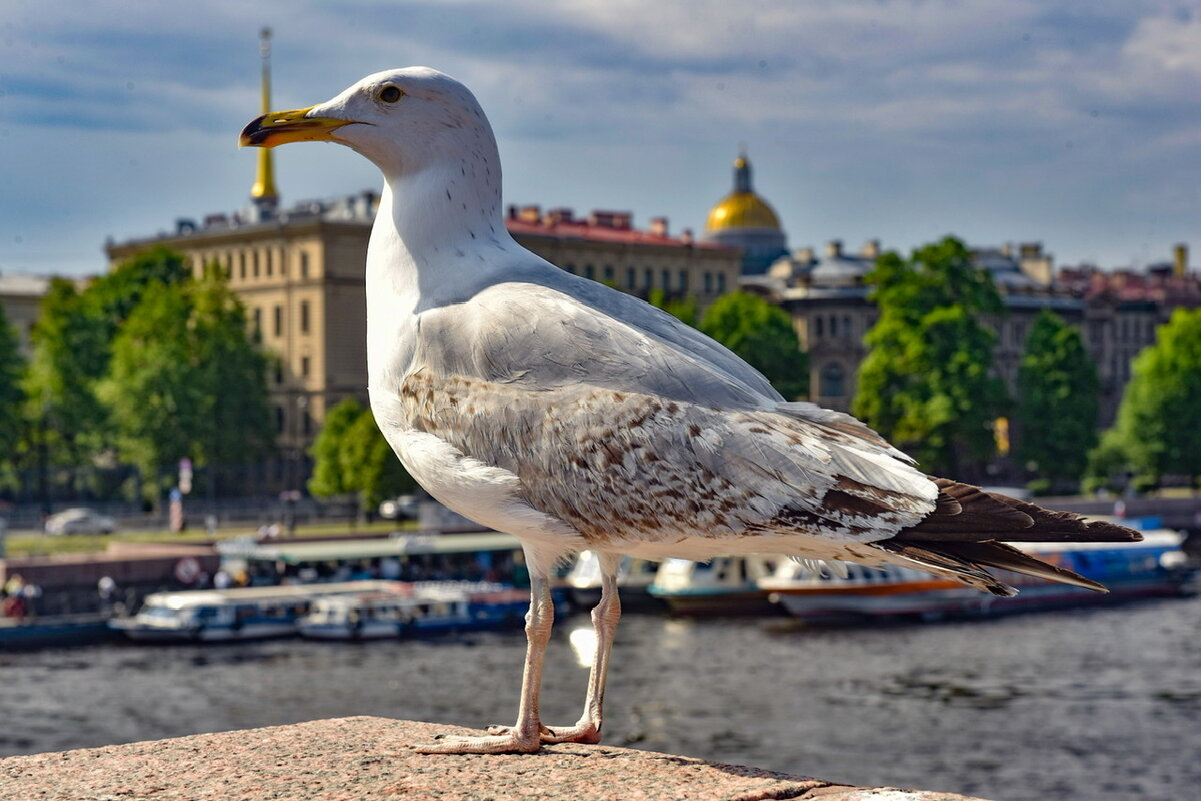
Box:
[241,67,1139,754]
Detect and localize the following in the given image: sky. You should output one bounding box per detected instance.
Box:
[1,0,1199,277]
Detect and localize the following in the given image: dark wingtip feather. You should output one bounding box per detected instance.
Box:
[900,479,1144,544]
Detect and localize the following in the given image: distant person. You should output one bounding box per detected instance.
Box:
[98,576,118,614]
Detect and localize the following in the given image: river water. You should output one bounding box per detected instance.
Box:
[2,594,1199,800]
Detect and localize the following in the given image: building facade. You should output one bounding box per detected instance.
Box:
[0,274,50,358]
[745,239,1196,440]
[105,197,742,459]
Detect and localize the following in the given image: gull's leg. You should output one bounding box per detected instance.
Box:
[414,572,556,754]
[538,551,622,744]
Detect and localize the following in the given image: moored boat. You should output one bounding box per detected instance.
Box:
[0,613,117,649]
[109,580,406,642]
[759,529,1196,622]
[297,581,531,640]
[647,555,783,615]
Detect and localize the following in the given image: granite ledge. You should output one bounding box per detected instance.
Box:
[0,716,992,801]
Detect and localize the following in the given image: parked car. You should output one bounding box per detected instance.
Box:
[378,495,418,521]
[44,508,117,536]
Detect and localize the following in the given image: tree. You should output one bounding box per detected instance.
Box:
[0,304,26,475]
[99,272,272,497]
[1014,310,1099,490]
[344,409,416,514]
[853,237,1007,478]
[1102,308,1201,486]
[309,398,416,515]
[698,291,808,399]
[23,278,111,468]
[23,247,192,477]
[308,398,368,498]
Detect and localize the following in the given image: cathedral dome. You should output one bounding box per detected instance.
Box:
[705,156,783,233]
[702,151,788,276]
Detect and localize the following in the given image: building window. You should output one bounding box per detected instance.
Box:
[843,316,852,337]
[830,316,839,337]
[661,269,670,289]
[603,265,614,283]
[279,248,287,277]
[584,264,595,280]
[703,272,713,293]
[302,410,312,436]
[253,251,260,278]
[252,307,262,340]
[626,267,636,288]
[300,300,310,334]
[564,262,576,274]
[301,356,311,378]
[679,270,689,291]
[274,305,283,337]
[300,251,310,278]
[814,317,824,338]
[275,406,285,434]
[274,362,284,385]
[820,363,845,397]
[239,252,246,280]
[644,268,653,289]
[266,249,273,277]
[717,272,726,293]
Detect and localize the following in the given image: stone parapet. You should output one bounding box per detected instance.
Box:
[0,716,992,801]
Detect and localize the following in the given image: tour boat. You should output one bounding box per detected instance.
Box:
[759,529,1196,622]
[647,555,784,615]
[564,551,665,610]
[109,581,406,642]
[297,582,532,640]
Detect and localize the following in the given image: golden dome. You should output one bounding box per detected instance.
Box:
[705,150,782,232]
[706,191,781,232]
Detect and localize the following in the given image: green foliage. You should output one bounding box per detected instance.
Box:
[0,304,26,467]
[308,398,367,498]
[852,237,1008,476]
[309,398,416,513]
[698,291,808,399]
[1015,310,1099,489]
[1102,308,1201,486]
[24,278,111,464]
[24,247,192,471]
[99,270,272,494]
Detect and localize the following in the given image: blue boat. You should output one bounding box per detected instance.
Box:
[297,581,534,640]
[108,581,405,642]
[760,529,1196,622]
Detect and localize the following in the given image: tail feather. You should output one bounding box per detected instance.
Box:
[899,479,1142,544]
[871,540,1018,597]
[873,479,1141,596]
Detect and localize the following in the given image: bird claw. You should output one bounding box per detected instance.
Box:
[484,722,600,745]
[412,730,543,754]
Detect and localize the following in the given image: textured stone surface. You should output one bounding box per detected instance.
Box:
[0,716,992,801]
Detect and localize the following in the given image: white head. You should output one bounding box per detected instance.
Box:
[241,67,500,188]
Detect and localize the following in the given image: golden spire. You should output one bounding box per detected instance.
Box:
[251,27,279,204]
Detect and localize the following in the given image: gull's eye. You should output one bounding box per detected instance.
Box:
[378,85,403,103]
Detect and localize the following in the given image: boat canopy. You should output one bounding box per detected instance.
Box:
[235,532,523,565]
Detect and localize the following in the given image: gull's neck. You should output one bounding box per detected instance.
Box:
[365,148,519,386]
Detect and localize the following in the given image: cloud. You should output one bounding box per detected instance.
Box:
[0,0,1197,274]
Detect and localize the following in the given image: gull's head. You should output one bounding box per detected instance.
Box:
[239,67,495,179]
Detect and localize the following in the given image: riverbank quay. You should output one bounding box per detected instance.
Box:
[0,716,991,801]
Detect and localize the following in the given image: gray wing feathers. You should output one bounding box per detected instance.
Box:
[407,279,938,545]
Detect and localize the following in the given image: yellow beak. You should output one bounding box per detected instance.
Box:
[239,106,354,148]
